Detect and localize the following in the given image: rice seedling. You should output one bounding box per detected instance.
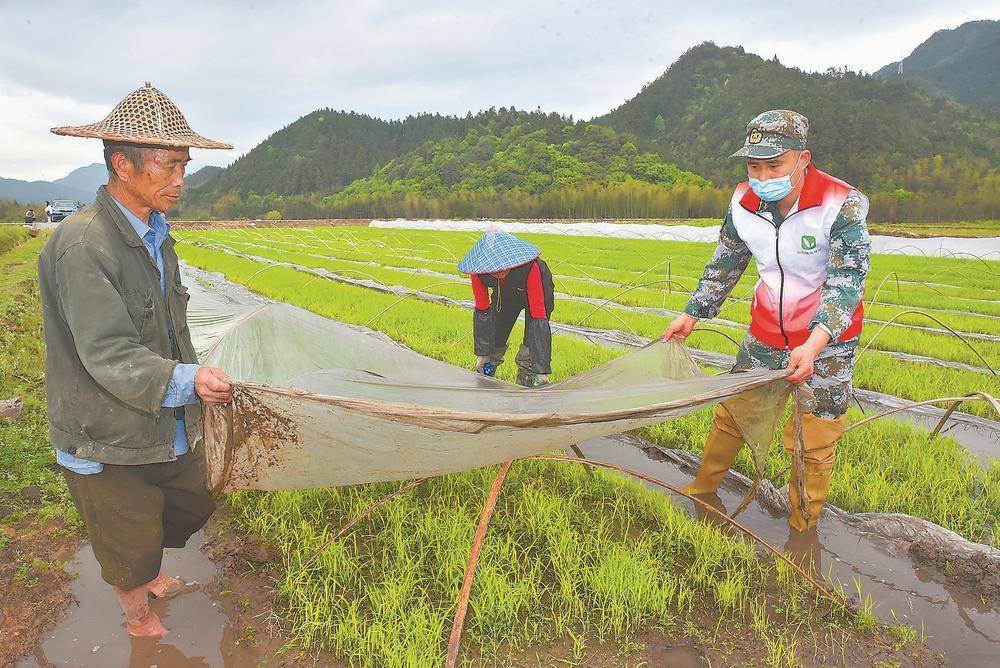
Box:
[0,234,80,528]
[176,242,998,545]
[177,229,1000,417]
[223,456,868,665]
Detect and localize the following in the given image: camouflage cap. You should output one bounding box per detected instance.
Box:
[730,109,809,159]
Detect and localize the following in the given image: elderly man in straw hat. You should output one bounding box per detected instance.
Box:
[39,83,233,637]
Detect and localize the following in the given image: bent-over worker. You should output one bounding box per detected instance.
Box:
[459,228,555,387]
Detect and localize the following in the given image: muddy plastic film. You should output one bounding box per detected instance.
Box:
[182,267,792,492]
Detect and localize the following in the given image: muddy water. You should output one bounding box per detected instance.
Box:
[571,435,999,665]
[19,533,263,668]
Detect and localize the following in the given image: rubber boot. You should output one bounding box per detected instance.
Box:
[113,584,168,638]
[782,413,846,532]
[682,405,745,496]
[784,525,823,575]
[514,344,535,387]
[691,490,730,530]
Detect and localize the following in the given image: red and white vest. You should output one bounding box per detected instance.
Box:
[731,166,864,350]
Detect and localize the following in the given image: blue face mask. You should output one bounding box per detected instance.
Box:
[748,156,803,202]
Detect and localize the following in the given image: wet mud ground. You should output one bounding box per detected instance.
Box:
[15,515,345,668]
[574,435,999,665]
[18,531,269,668]
[16,432,994,666]
[11,264,994,666]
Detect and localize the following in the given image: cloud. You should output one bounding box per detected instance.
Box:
[0,80,109,181]
[0,0,995,180]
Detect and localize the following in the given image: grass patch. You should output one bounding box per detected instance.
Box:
[869,220,1000,238]
[0,234,81,527]
[0,225,30,256]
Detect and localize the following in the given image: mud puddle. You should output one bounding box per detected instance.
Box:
[18,532,264,668]
[571,434,999,665]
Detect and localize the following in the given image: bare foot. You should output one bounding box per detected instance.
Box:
[114,584,169,638]
[147,571,198,599]
[125,611,168,638]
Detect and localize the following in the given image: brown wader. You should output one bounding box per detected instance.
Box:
[683,333,855,532]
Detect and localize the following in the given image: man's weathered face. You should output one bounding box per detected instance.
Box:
[114,148,190,213]
[746,149,810,183]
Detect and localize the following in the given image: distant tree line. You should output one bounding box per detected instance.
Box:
[0,198,40,223]
[181,157,998,223]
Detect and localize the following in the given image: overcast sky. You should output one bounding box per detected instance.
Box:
[1,0,995,181]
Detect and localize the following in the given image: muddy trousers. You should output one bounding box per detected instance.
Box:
[62,449,216,590]
[683,332,855,530]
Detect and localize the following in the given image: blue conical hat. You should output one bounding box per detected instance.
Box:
[458,228,541,274]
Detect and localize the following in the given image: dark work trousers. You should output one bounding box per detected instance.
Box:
[62,449,216,590]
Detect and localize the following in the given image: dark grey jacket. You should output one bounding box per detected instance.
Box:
[38,186,202,465]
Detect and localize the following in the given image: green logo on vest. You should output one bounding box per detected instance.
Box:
[800,235,817,251]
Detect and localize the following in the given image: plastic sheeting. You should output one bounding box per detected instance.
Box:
[371,219,1000,258]
[182,265,792,492]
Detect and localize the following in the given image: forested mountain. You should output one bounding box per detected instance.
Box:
[327,110,706,199]
[875,20,1000,109]
[181,111,466,209]
[179,109,716,220]
[184,165,224,189]
[178,39,999,223]
[598,42,999,189]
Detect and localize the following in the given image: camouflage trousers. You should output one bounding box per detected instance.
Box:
[732,332,857,419]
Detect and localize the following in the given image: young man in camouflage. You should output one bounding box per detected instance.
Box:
[663,109,870,532]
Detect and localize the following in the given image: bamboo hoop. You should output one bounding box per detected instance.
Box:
[445,461,514,668]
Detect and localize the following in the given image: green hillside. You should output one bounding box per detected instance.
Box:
[180,110,465,210]
[178,41,1000,223]
[875,20,1000,109]
[179,109,723,220]
[322,109,711,215]
[598,42,998,188]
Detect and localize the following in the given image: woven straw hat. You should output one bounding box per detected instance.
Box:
[51,82,232,150]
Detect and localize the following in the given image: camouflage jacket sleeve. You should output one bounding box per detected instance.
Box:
[809,190,871,339]
[683,206,752,319]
